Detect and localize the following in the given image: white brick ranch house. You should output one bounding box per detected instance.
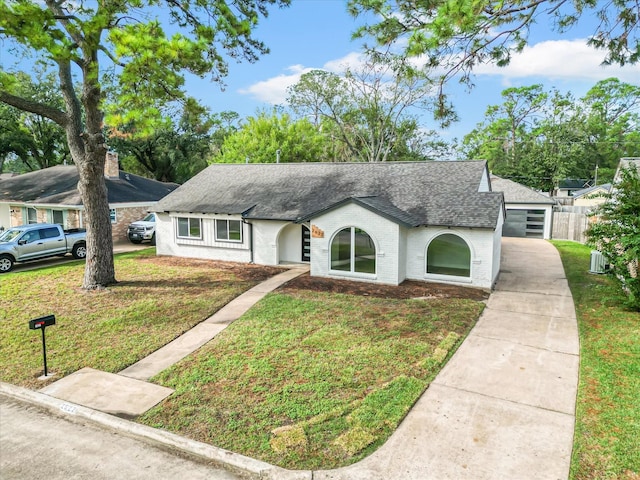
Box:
[154,161,505,290]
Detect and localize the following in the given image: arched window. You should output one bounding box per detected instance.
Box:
[330,227,376,274]
[426,234,471,277]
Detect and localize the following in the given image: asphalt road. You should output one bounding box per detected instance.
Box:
[0,395,246,480]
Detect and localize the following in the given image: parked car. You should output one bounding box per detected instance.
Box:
[127,213,156,245]
[0,223,87,273]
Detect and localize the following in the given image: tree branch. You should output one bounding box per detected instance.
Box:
[0,91,68,126]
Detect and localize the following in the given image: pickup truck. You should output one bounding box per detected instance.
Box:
[0,223,87,273]
[127,213,156,245]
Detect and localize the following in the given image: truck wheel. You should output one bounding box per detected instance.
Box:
[72,243,87,259]
[0,254,14,273]
[150,233,156,246]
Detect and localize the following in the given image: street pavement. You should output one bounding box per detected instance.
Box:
[0,395,245,480]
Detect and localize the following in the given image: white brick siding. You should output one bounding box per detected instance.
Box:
[405,227,498,289]
[310,203,402,285]
[253,219,288,265]
[156,202,503,290]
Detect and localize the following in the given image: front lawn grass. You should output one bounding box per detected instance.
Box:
[139,289,483,470]
[0,250,281,389]
[551,241,640,479]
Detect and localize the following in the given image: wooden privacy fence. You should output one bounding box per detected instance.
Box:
[552,207,591,243]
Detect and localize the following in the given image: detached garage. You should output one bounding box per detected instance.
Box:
[491,176,555,239]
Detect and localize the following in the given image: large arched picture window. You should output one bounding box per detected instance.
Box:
[330,227,376,274]
[426,234,471,277]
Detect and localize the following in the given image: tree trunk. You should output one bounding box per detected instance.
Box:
[76,148,116,289]
[57,56,116,290]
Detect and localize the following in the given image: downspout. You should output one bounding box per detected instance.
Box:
[244,219,254,264]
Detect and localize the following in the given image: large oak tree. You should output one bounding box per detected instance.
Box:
[0,0,289,289]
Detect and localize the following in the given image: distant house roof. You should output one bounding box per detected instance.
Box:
[156,161,504,229]
[490,176,555,205]
[558,179,591,190]
[0,165,178,205]
[572,183,612,199]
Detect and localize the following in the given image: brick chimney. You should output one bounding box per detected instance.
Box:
[105,151,119,178]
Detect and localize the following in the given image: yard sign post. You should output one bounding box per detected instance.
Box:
[28,315,56,377]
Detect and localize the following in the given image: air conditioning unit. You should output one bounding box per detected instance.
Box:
[589,250,608,274]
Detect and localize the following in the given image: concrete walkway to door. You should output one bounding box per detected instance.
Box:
[315,237,580,480]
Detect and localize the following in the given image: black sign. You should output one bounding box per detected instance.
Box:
[29,315,56,330]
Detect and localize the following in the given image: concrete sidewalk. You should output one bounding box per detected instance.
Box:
[39,265,309,417]
[315,237,579,480]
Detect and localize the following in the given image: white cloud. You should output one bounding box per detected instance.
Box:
[475,39,640,84]
[238,39,639,106]
[238,68,313,104]
[238,52,368,105]
[323,52,367,73]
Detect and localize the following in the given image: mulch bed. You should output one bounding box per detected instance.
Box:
[278,272,490,301]
[139,256,489,301]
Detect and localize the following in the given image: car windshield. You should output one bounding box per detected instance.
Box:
[143,213,155,222]
[0,228,24,243]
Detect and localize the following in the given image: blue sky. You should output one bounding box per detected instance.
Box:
[186,0,640,141]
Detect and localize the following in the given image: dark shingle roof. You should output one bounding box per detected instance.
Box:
[490,175,555,205]
[0,165,178,205]
[156,161,503,229]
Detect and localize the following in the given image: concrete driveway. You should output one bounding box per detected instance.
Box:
[315,237,580,480]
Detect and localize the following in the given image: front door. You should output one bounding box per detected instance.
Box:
[301,225,311,262]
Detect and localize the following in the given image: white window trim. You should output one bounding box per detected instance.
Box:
[215,218,243,243]
[424,232,472,281]
[25,207,38,224]
[48,209,66,227]
[329,226,377,276]
[109,208,117,224]
[176,216,203,240]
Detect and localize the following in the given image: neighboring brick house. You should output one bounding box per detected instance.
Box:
[154,161,505,290]
[0,153,178,241]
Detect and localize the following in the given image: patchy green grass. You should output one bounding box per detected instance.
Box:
[0,250,281,389]
[551,241,640,480]
[139,290,484,470]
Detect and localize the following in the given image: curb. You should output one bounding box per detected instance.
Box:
[0,382,312,480]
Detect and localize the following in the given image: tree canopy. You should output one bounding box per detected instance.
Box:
[212,110,327,164]
[0,0,289,288]
[0,71,69,172]
[108,101,231,184]
[287,54,439,162]
[462,79,640,193]
[348,0,640,121]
